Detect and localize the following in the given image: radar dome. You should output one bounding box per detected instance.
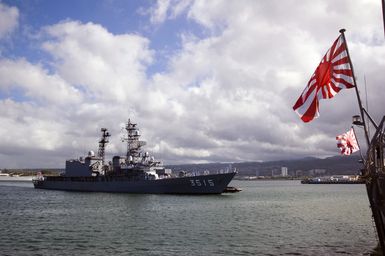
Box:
[88,150,95,157]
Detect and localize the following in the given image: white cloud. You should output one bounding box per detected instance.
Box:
[0,2,19,39]
[0,19,185,167]
[0,99,68,155]
[0,58,82,105]
[41,21,153,103]
[0,0,384,168]
[147,0,193,24]
[150,0,170,24]
[143,0,385,163]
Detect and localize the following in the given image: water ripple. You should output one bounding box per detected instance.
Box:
[0,180,377,255]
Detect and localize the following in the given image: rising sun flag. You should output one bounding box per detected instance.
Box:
[336,128,360,155]
[293,34,355,122]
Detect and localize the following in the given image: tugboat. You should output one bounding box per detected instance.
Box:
[33,119,237,194]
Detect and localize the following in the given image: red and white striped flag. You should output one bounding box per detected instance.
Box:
[336,128,359,155]
[293,34,355,122]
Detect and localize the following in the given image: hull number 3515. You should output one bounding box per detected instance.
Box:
[190,179,214,187]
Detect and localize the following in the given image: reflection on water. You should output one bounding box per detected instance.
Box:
[0,180,377,255]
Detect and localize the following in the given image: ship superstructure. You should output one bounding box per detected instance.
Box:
[110,119,168,180]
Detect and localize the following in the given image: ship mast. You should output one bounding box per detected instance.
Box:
[97,128,110,165]
[122,119,146,163]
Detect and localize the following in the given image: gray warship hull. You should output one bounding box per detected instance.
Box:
[33,119,238,194]
[33,172,236,194]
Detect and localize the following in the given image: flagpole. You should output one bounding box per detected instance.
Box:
[382,0,385,37]
[339,29,370,147]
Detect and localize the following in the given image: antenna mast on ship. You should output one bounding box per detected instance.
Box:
[122,119,146,162]
[98,128,110,165]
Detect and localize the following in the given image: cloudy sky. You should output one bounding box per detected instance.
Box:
[0,0,384,168]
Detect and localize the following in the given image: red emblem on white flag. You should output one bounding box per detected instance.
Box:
[336,128,359,155]
[293,34,355,122]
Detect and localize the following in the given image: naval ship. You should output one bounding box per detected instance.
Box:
[33,119,236,194]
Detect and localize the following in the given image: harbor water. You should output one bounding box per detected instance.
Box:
[0,180,377,255]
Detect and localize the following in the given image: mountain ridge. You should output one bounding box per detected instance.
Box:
[167,154,362,177]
